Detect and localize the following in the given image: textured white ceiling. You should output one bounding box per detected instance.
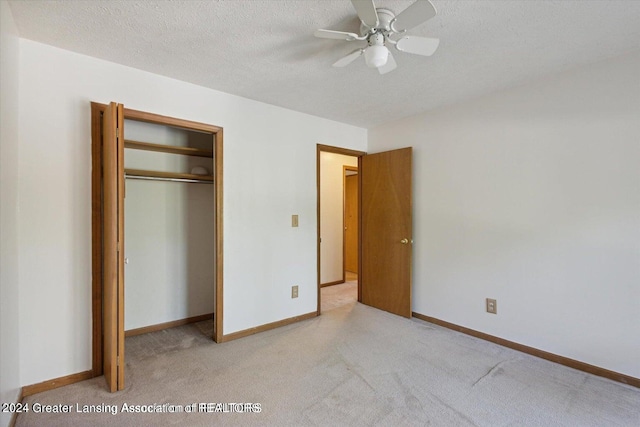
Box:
[8,0,640,128]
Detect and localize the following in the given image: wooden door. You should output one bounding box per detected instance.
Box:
[102,102,125,391]
[344,171,358,273]
[360,147,412,318]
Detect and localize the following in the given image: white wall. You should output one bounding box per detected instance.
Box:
[123,121,215,330]
[18,40,366,386]
[0,1,21,425]
[320,152,358,284]
[369,52,640,378]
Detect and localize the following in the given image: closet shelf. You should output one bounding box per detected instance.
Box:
[125,168,213,183]
[124,139,213,158]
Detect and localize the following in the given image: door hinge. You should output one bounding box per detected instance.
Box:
[116,127,119,140]
[117,356,120,366]
[117,242,121,252]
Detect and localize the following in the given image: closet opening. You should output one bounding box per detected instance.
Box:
[122,119,215,336]
[91,102,223,391]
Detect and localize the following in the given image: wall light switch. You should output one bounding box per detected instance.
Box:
[292,215,299,227]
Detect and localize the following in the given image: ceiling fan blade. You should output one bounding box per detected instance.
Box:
[393,0,437,31]
[351,0,379,28]
[332,49,364,67]
[314,29,360,41]
[396,36,439,56]
[378,51,397,75]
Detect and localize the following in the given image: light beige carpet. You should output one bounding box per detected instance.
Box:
[321,280,357,312]
[16,292,640,426]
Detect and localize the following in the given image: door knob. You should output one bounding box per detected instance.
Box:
[400,238,409,244]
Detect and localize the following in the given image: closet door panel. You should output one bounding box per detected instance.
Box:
[103,102,125,392]
[117,102,125,389]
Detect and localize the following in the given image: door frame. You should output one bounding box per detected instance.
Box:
[90,102,224,378]
[343,166,358,275]
[316,144,366,314]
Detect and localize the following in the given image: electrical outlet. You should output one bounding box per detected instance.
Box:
[486,298,497,314]
[291,285,299,298]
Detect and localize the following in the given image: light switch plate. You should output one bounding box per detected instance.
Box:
[292,215,299,227]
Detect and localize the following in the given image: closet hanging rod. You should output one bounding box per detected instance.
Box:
[125,174,213,184]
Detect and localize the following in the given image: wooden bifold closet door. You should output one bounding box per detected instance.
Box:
[102,101,125,392]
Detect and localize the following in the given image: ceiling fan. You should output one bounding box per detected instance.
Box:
[315,0,440,74]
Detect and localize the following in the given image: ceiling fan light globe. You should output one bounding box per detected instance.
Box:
[364,45,388,68]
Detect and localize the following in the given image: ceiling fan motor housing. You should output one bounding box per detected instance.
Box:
[360,8,396,35]
[367,32,385,47]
